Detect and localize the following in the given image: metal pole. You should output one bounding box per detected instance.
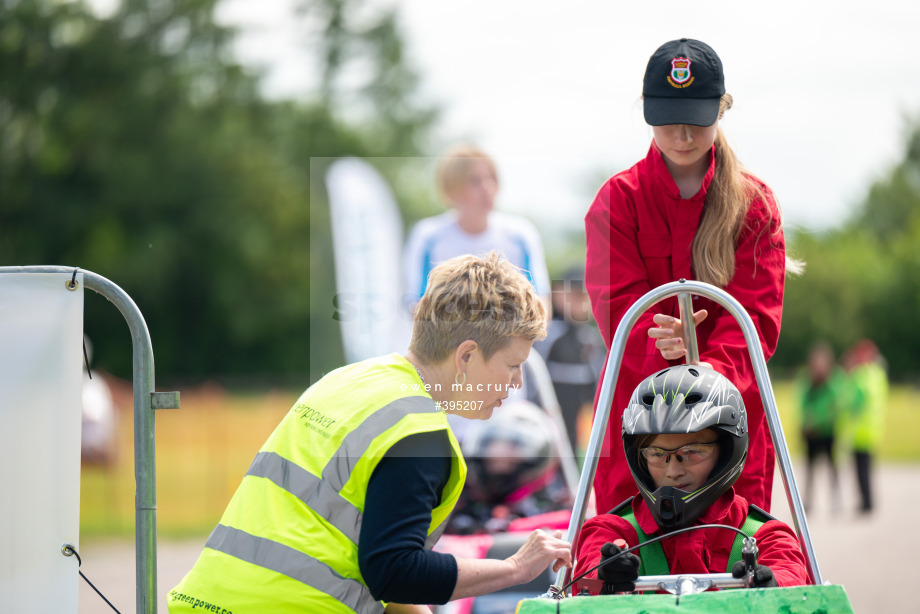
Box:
[677,288,700,365]
[0,266,162,613]
[552,289,644,590]
[83,271,159,614]
[633,572,745,593]
[554,280,822,591]
[524,349,581,498]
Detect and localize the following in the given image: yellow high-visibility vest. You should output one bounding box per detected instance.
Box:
[846,362,888,451]
[168,354,467,614]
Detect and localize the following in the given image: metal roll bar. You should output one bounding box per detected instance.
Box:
[0,265,179,614]
[524,349,582,497]
[552,279,821,593]
[634,572,745,594]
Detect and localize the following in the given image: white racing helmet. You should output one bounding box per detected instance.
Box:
[461,399,561,505]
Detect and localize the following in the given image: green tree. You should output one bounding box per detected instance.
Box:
[0,0,440,384]
[293,0,442,382]
[844,116,920,376]
[777,115,920,380]
[1,0,309,381]
[297,0,439,155]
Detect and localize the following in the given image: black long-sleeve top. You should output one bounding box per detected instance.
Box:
[357,430,459,605]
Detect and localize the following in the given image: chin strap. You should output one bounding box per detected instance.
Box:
[655,491,685,528]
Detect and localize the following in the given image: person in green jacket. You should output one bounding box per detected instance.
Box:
[841,339,888,515]
[795,341,846,514]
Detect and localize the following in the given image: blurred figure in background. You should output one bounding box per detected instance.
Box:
[403,144,553,447]
[841,339,888,515]
[403,144,551,319]
[535,266,605,459]
[81,335,117,466]
[447,399,570,536]
[795,341,845,514]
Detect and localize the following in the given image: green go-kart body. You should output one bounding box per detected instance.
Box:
[516,584,854,613]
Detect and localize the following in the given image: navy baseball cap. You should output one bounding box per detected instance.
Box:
[642,38,725,127]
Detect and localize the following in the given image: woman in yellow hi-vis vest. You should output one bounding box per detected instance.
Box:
[841,339,888,515]
[168,252,573,614]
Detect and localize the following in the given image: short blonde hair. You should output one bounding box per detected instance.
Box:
[435,144,499,203]
[410,252,546,364]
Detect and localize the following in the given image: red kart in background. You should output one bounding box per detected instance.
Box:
[432,352,590,614]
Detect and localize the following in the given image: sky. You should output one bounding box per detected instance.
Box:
[214,0,920,246]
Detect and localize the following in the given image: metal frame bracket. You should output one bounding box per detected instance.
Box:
[150,391,180,410]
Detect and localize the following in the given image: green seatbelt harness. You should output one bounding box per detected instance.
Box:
[612,497,771,579]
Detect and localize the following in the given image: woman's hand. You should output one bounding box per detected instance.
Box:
[649,310,710,363]
[451,529,572,600]
[506,530,573,584]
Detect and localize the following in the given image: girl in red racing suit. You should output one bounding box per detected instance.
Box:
[585,38,800,515]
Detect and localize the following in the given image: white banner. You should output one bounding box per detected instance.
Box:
[0,272,83,613]
[326,157,413,363]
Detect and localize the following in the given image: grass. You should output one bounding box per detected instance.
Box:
[80,381,298,537]
[79,377,919,538]
[770,379,919,461]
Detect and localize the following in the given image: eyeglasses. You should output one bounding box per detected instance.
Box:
[640,442,718,467]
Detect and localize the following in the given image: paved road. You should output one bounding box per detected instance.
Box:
[78,461,909,613]
[766,460,909,614]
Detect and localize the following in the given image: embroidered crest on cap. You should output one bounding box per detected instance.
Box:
[668,57,694,88]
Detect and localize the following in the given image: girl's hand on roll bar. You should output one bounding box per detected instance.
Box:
[649,310,709,362]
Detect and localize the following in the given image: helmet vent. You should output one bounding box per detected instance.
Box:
[684,392,703,405]
[688,368,700,377]
[642,393,656,406]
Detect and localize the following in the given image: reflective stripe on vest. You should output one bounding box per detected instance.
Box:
[426,517,450,550]
[206,524,384,614]
[244,395,434,544]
